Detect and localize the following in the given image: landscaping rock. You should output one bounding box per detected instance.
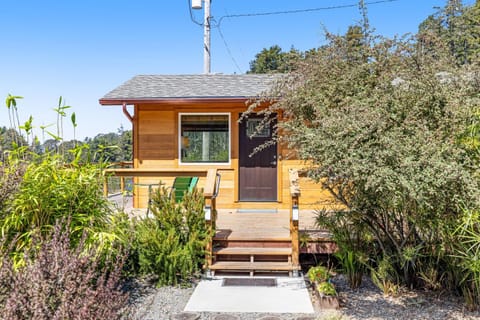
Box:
[171,312,200,320]
[212,314,240,320]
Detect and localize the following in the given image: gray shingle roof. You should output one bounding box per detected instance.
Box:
[100,74,280,102]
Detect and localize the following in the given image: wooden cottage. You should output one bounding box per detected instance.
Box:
[100,74,334,276]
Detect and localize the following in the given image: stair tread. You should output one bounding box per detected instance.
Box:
[209,261,300,271]
[214,247,292,255]
[213,236,292,241]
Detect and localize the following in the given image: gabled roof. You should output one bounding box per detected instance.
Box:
[99,74,280,105]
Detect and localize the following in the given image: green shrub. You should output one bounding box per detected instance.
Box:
[0,154,116,267]
[0,158,26,214]
[133,186,211,286]
[261,10,480,292]
[308,265,330,283]
[370,256,399,296]
[317,282,337,296]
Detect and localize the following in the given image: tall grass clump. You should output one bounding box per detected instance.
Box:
[133,185,211,286]
[447,208,480,310]
[0,220,129,320]
[316,209,370,289]
[0,153,118,266]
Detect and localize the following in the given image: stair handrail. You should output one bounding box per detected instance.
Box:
[212,173,221,199]
[289,169,301,272]
[203,169,219,271]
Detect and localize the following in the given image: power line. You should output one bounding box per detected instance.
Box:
[187,0,400,73]
[215,22,243,73]
[213,0,400,27]
[187,0,203,26]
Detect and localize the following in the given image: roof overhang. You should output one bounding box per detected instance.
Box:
[99,96,276,106]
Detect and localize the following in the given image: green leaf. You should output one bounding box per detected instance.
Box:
[46,131,62,142]
[71,112,77,128]
[20,115,34,133]
[5,94,23,109]
[40,123,54,130]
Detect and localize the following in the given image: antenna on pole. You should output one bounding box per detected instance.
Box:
[192,0,211,74]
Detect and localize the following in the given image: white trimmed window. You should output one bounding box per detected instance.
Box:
[179,113,230,164]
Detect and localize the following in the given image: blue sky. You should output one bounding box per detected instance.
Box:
[0,0,475,141]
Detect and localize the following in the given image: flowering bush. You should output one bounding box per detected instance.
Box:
[0,220,129,320]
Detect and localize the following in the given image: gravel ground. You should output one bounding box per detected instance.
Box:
[127,276,480,320]
[334,275,480,320]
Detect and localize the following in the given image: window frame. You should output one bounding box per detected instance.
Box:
[178,112,231,166]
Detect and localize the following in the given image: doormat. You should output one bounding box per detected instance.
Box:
[222,278,277,287]
[236,209,277,213]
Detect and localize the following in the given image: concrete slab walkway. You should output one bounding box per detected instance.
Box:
[184,276,314,314]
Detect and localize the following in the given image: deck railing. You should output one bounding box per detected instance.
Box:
[289,169,301,271]
[105,161,133,195]
[103,167,219,270]
[203,170,221,269]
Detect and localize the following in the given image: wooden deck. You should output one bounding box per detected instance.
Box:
[215,209,290,241]
[215,209,331,242]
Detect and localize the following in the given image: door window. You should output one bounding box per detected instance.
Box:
[246,118,270,138]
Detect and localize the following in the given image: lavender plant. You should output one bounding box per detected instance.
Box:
[0,220,129,320]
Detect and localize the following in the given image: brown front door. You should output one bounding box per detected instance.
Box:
[239,114,277,201]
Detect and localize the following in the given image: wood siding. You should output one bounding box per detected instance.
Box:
[132,102,336,210]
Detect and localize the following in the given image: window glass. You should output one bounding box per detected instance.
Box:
[180,114,229,163]
[246,119,270,137]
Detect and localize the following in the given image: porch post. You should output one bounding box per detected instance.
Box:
[203,168,217,272]
[289,169,301,274]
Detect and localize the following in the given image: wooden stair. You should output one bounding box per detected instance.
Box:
[207,210,300,277]
[210,261,297,272]
[210,236,300,277]
[214,247,292,256]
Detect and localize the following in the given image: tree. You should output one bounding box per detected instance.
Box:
[0,127,27,161]
[248,45,303,74]
[255,28,479,289]
[248,25,366,74]
[117,125,133,161]
[418,0,480,65]
[83,130,132,164]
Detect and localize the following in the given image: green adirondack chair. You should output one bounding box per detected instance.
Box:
[170,176,199,203]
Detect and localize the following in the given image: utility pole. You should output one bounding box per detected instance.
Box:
[204,0,211,74]
[192,0,211,160]
[192,0,211,74]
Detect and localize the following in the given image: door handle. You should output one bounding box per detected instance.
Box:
[270,161,277,166]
